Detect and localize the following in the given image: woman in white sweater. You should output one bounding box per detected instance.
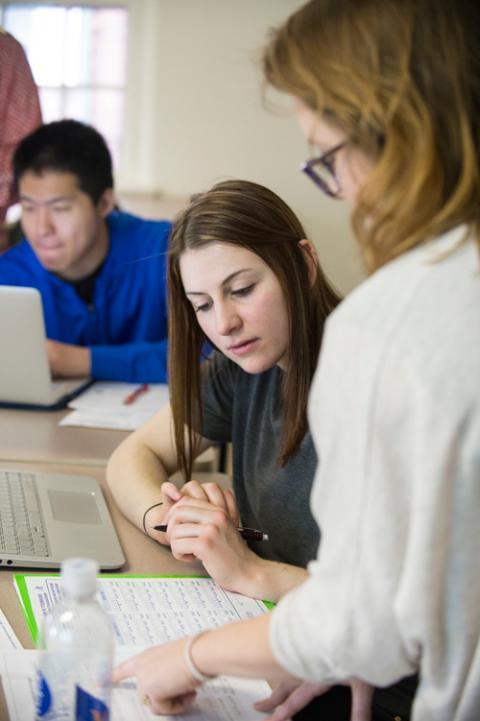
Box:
[112,1,480,719]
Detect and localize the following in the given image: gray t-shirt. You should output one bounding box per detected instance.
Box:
[201,352,320,568]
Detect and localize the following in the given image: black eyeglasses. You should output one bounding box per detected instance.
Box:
[300,141,347,198]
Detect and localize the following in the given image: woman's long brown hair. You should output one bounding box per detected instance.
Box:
[168,179,340,480]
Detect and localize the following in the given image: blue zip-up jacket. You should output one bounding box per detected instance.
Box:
[0,210,171,382]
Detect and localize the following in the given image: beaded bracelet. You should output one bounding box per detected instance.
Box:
[142,501,163,535]
[184,633,215,684]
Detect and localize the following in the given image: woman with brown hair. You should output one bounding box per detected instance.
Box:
[112,2,480,720]
[107,178,339,604]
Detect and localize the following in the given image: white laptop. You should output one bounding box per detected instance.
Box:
[0,286,91,409]
[0,468,125,569]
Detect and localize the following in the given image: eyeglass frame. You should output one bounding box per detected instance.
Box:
[300,141,347,198]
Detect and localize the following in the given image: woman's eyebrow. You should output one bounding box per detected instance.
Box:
[185,268,254,296]
[221,268,254,286]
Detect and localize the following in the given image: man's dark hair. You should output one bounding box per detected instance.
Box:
[13,119,114,203]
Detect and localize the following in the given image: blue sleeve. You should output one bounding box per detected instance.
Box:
[90,340,168,383]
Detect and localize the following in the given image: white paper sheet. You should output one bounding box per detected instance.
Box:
[59,408,156,431]
[16,575,268,646]
[0,648,270,721]
[59,382,169,430]
[0,609,21,650]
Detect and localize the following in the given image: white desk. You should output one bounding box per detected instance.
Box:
[0,406,219,470]
[0,407,128,467]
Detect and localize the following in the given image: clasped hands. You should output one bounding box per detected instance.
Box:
[144,479,261,593]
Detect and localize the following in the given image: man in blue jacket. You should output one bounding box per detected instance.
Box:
[0,119,171,382]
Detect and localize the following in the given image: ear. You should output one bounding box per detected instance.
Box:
[298,238,318,287]
[96,188,116,218]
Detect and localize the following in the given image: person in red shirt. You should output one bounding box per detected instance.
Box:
[0,28,42,250]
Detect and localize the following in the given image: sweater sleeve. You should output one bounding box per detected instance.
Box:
[90,339,168,382]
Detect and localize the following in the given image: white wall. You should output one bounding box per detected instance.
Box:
[121,0,365,295]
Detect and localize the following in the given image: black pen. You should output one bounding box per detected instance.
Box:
[152,524,269,542]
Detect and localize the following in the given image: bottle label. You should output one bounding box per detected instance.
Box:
[36,667,74,720]
[36,672,53,718]
[36,667,111,720]
[76,685,110,721]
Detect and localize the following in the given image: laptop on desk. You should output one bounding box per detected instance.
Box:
[0,468,125,570]
[0,286,91,409]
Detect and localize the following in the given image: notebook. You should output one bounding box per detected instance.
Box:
[0,285,91,409]
[0,468,125,570]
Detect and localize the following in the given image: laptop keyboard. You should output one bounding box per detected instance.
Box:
[0,470,50,556]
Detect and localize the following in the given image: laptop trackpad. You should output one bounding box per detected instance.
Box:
[48,490,101,524]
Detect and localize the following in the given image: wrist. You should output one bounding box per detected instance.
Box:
[184,632,216,685]
[84,346,92,375]
[142,501,164,535]
[235,554,272,600]
[241,557,306,603]
[71,344,91,376]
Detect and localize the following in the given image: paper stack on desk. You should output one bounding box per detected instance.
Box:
[0,608,21,650]
[1,574,273,721]
[0,648,270,721]
[59,381,169,430]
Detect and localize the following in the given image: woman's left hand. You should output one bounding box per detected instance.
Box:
[111,639,199,716]
[254,678,374,721]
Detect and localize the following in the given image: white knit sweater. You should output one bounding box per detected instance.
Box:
[271,227,480,721]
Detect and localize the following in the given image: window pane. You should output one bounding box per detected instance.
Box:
[39,88,63,122]
[64,6,92,87]
[4,6,67,86]
[64,7,127,87]
[4,5,127,88]
[89,9,128,87]
[65,88,124,169]
[2,3,128,172]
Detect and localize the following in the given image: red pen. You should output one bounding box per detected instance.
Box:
[123,383,150,405]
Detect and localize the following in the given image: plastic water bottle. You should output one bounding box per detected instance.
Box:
[36,557,114,721]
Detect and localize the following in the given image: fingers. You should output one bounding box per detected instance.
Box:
[223,488,239,523]
[165,498,234,540]
[255,681,332,721]
[111,657,135,684]
[161,482,182,505]
[181,480,212,502]
[167,503,237,555]
[180,481,238,519]
[167,507,233,562]
[111,667,197,716]
[165,514,209,561]
[254,679,301,711]
[147,690,197,716]
[202,483,235,515]
[168,501,229,529]
[153,483,238,549]
[112,642,199,716]
[160,482,238,526]
[350,680,374,721]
